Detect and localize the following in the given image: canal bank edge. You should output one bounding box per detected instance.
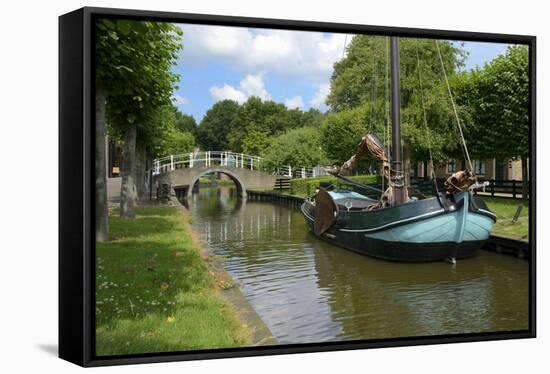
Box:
[169,191,278,347]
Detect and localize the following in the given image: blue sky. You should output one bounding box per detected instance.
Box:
[171,23,511,122]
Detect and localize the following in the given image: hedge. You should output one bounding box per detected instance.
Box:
[288,174,381,197]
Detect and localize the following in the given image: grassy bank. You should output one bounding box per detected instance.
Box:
[95,207,250,356]
[480,197,529,241]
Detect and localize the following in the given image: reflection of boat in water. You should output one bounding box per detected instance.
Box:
[310,243,528,339]
[301,37,496,262]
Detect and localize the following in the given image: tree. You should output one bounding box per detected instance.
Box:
[301,108,324,128]
[97,19,182,219]
[261,127,327,171]
[319,106,378,169]
[142,105,196,158]
[326,35,467,177]
[196,100,240,151]
[174,109,198,135]
[227,97,297,151]
[453,45,529,199]
[241,130,272,155]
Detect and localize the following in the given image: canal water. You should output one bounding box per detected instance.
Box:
[187,186,529,344]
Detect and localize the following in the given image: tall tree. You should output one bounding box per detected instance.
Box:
[227,97,297,152]
[320,106,377,168]
[261,127,327,171]
[326,36,466,177]
[453,45,529,198]
[196,100,240,151]
[301,108,324,128]
[174,108,198,135]
[241,130,272,155]
[97,19,182,218]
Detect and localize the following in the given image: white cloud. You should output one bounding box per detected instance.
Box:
[239,73,271,101]
[178,24,348,83]
[209,84,248,104]
[172,94,190,106]
[309,83,330,111]
[210,73,271,104]
[284,96,304,110]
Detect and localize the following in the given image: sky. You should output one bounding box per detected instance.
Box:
[171,23,511,122]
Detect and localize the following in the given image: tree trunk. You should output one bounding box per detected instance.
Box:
[135,140,147,200]
[95,86,109,242]
[521,157,529,201]
[120,125,137,218]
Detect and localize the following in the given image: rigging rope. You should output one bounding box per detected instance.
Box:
[435,40,476,179]
[368,37,378,133]
[382,37,391,194]
[414,40,439,195]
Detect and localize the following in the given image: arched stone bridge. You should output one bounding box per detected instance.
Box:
[153,151,288,199]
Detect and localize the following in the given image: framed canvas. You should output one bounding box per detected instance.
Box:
[59,6,536,367]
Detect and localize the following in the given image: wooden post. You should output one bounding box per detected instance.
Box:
[512,180,517,199]
[170,155,174,171]
[491,179,495,197]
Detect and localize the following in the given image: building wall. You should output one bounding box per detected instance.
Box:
[426,158,526,181]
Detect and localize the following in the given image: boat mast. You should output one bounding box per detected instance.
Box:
[390,36,407,205]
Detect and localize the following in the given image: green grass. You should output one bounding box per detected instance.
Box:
[95,207,250,356]
[480,197,529,241]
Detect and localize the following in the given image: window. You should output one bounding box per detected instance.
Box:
[447,159,456,173]
[474,160,485,175]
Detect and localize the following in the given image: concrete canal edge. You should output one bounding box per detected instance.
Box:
[246,189,530,260]
[204,254,279,347]
[167,190,278,347]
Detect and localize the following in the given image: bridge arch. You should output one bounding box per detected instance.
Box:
[187,168,247,200]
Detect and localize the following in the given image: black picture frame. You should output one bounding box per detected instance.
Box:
[59,6,536,367]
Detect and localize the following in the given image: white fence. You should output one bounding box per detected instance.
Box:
[152,151,329,179]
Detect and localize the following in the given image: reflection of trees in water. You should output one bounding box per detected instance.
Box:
[189,186,243,219]
[312,248,529,339]
[189,186,529,343]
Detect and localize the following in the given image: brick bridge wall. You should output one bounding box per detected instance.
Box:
[154,166,283,199]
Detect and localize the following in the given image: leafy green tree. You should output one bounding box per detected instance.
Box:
[261,127,327,171]
[453,45,529,198]
[97,19,182,219]
[174,108,198,135]
[320,106,377,168]
[326,35,467,177]
[228,97,297,151]
[242,130,272,155]
[301,108,324,128]
[143,105,196,158]
[196,100,240,151]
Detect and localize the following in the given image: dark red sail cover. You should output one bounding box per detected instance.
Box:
[314,188,338,236]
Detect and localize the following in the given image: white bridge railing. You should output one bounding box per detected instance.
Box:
[152,151,329,179]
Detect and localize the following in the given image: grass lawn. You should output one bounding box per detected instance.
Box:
[95,207,250,356]
[480,197,529,241]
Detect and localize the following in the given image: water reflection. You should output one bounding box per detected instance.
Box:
[188,187,529,344]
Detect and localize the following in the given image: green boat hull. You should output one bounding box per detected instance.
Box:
[301,191,496,262]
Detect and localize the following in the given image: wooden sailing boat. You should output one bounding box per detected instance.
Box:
[301,37,496,262]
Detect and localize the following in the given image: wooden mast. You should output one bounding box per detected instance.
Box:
[390,36,407,205]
